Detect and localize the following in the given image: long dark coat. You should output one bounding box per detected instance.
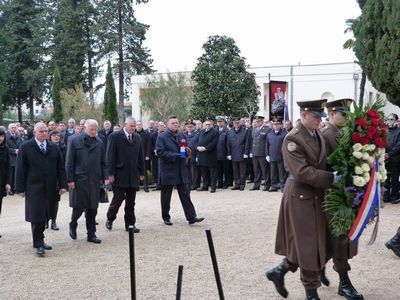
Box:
[217,128,228,161]
[156,129,188,185]
[106,130,144,188]
[6,132,22,166]
[196,128,218,167]
[15,138,67,222]
[227,127,250,162]
[275,122,334,271]
[185,131,199,163]
[136,129,152,159]
[320,122,358,259]
[250,125,270,157]
[266,128,286,162]
[0,140,10,197]
[66,134,107,209]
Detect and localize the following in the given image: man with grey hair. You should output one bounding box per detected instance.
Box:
[6,123,22,194]
[15,122,67,256]
[66,119,108,243]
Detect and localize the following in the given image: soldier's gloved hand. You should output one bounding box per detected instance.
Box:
[249,153,253,158]
[227,155,232,160]
[333,171,342,183]
[243,154,248,159]
[266,156,270,162]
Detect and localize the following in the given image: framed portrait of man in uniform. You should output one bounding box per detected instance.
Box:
[269,81,288,120]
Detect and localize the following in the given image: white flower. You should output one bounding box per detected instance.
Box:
[368,156,374,165]
[379,165,386,173]
[378,148,386,155]
[362,144,370,151]
[353,176,366,187]
[368,144,376,151]
[382,174,387,182]
[362,153,370,160]
[363,172,370,183]
[355,166,364,175]
[352,151,363,159]
[379,157,385,165]
[352,143,362,152]
[361,163,370,172]
[377,173,383,181]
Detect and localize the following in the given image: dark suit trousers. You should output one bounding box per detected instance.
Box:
[270,160,286,189]
[252,156,267,187]
[9,166,16,192]
[189,161,201,189]
[246,157,254,181]
[217,160,229,187]
[201,166,217,189]
[31,222,45,248]
[107,186,137,227]
[70,208,97,238]
[232,161,246,188]
[151,156,159,184]
[160,184,196,221]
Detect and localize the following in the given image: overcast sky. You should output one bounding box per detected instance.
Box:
[135,0,362,73]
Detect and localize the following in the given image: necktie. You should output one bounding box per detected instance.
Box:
[128,134,132,143]
[40,143,45,153]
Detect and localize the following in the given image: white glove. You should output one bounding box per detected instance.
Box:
[243,154,248,159]
[249,153,253,158]
[333,171,342,183]
[227,155,232,160]
[266,156,270,163]
[196,157,198,163]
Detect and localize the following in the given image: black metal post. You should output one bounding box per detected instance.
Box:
[176,265,184,300]
[205,229,225,300]
[128,225,136,300]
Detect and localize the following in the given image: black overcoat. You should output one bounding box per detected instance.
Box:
[0,142,10,197]
[15,139,67,222]
[6,132,22,166]
[106,130,145,188]
[196,128,218,167]
[66,134,107,209]
[156,129,188,185]
[227,127,250,161]
[217,128,228,161]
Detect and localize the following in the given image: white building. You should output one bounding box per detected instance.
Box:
[130,61,400,123]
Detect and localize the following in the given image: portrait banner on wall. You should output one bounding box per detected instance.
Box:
[269,81,288,121]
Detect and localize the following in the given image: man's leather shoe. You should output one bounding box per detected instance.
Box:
[87,236,102,244]
[338,272,364,299]
[222,185,228,189]
[210,188,216,193]
[51,221,59,231]
[265,264,289,298]
[319,267,330,286]
[36,246,45,257]
[126,226,140,233]
[144,187,150,193]
[385,233,400,257]
[105,220,113,230]
[247,179,254,183]
[197,187,208,191]
[69,223,77,240]
[231,186,240,190]
[250,186,260,191]
[262,186,270,191]
[45,221,49,229]
[269,187,279,192]
[188,217,205,224]
[164,219,173,226]
[239,186,245,191]
[305,289,320,300]
[305,295,320,300]
[42,243,52,250]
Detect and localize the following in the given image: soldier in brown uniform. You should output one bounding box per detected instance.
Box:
[320,99,363,300]
[266,99,338,300]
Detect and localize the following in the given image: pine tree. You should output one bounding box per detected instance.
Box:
[103,60,118,126]
[52,66,63,122]
[191,35,260,120]
[97,0,153,124]
[353,0,400,106]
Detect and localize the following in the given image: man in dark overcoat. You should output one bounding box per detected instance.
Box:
[66,119,107,244]
[196,118,219,193]
[266,99,337,300]
[216,117,230,189]
[156,116,204,226]
[6,123,23,194]
[135,120,151,192]
[15,122,67,256]
[98,120,113,150]
[184,119,201,190]
[105,117,145,233]
[321,99,363,300]
[227,118,251,190]
[250,116,271,191]
[266,118,287,192]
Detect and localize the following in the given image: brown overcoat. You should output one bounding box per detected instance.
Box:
[320,122,358,259]
[275,122,333,271]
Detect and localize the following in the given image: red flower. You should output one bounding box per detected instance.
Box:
[367,126,377,134]
[375,137,387,148]
[378,119,385,127]
[370,118,380,127]
[366,132,375,140]
[355,118,368,128]
[367,109,380,119]
[360,138,369,145]
[352,132,362,142]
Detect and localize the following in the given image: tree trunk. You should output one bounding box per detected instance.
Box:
[29,93,34,123]
[17,97,22,123]
[0,95,3,124]
[117,1,124,125]
[85,12,94,107]
[359,71,366,108]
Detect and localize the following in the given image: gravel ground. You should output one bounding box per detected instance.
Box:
[0,187,399,300]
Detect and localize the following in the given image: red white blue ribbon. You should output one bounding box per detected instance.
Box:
[348,157,381,242]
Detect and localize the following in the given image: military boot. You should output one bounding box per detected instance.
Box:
[265,262,289,298]
[305,289,320,300]
[338,272,364,299]
[319,267,330,286]
[385,229,400,257]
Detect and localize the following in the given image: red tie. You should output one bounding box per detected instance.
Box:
[128,134,132,143]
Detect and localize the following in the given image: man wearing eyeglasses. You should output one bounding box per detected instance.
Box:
[384,113,400,204]
[15,122,67,257]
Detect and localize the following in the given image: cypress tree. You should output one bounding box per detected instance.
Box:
[103,60,118,126]
[52,66,63,122]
